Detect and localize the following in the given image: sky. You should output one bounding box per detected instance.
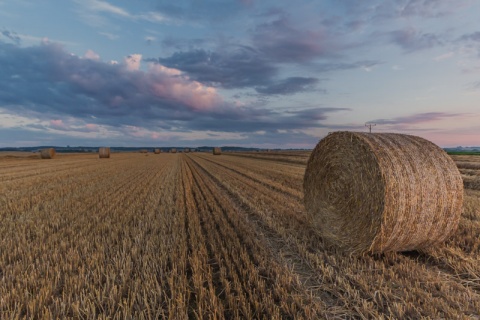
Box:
[1,0,480,148]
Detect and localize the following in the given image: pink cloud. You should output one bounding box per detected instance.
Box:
[85,123,99,132]
[84,49,100,61]
[151,132,161,139]
[147,63,222,111]
[124,54,142,71]
[49,119,67,130]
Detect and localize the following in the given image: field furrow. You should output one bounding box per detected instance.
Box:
[186,153,480,318]
[0,151,479,318]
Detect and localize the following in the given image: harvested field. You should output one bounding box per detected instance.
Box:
[0,152,479,318]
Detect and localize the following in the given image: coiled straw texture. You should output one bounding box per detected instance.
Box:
[303,132,463,254]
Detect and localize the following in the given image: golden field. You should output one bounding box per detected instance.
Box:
[0,151,479,319]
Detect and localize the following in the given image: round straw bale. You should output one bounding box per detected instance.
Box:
[213,147,222,155]
[154,149,161,154]
[40,148,55,159]
[99,147,110,158]
[303,132,463,254]
[170,148,177,153]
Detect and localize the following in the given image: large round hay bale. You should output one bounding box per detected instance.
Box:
[303,132,463,254]
[99,147,110,158]
[154,149,161,154]
[40,148,55,159]
[213,147,221,155]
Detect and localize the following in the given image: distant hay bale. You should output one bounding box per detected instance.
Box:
[40,148,55,159]
[99,147,110,158]
[184,148,190,153]
[213,147,222,155]
[139,149,148,153]
[170,148,177,153]
[303,132,464,254]
[154,149,161,154]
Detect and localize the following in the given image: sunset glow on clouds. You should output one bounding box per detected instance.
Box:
[0,0,480,148]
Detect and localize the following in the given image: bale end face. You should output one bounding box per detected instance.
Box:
[40,148,55,159]
[213,147,222,155]
[99,147,110,158]
[303,131,463,254]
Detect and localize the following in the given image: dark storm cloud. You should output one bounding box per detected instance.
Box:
[255,77,321,95]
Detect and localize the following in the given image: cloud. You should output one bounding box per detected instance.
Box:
[314,60,382,73]
[86,0,130,17]
[252,16,337,63]
[155,47,376,94]
[370,112,462,125]
[49,119,67,130]
[433,52,454,61]
[124,54,142,71]
[84,49,100,60]
[157,47,277,89]
[145,36,156,45]
[397,0,470,18]
[74,0,173,27]
[185,107,350,133]
[152,0,250,23]
[154,46,384,101]
[1,29,20,45]
[136,11,169,23]
[466,81,480,91]
[98,32,119,40]
[459,31,480,42]
[0,41,224,123]
[0,41,348,140]
[333,0,470,23]
[389,28,442,52]
[255,77,321,95]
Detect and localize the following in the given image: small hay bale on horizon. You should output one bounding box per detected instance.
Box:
[170,148,177,153]
[213,147,221,155]
[303,131,464,254]
[154,149,161,154]
[139,149,148,153]
[40,148,56,159]
[99,147,110,158]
